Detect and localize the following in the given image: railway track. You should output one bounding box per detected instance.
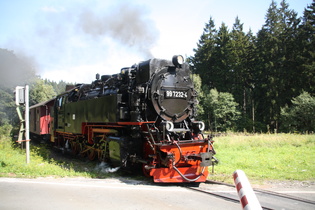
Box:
[185,180,315,210]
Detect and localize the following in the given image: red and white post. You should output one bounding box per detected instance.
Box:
[233,170,262,210]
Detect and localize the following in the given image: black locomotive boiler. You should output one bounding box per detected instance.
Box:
[30,55,216,182]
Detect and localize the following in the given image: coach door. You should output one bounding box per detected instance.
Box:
[55,95,66,132]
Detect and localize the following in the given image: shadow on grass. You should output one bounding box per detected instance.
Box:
[30,142,152,184]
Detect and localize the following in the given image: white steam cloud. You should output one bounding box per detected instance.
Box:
[95,162,120,173]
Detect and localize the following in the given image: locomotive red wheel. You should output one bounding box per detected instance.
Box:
[71,142,79,155]
[79,143,87,157]
[97,141,106,162]
[98,150,105,162]
[56,135,65,148]
[88,148,96,160]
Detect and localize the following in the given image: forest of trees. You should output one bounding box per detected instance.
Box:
[0,0,314,133]
[190,0,315,133]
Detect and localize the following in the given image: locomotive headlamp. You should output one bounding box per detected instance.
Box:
[172,55,184,67]
[198,122,205,131]
[193,121,205,131]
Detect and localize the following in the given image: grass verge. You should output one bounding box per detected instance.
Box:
[209,133,315,184]
[0,142,94,178]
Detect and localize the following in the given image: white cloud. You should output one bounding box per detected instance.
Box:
[41,6,65,13]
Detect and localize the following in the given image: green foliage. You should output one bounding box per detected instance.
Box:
[0,88,18,126]
[44,79,73,95]
[0,124,13,148]
[211,134,315,183]
[29,78,57,106]
[298,0,315,94]
[281,92,315,133]
[191,74,204,118]
[203,89,240,132]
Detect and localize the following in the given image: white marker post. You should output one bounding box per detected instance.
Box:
[233,170,262,210]
[25,85,30,164]
[15,85,30,164]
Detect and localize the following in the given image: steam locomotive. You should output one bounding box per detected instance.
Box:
[30,55,216,182]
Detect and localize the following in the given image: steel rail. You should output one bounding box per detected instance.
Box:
[206,180,315,205]
[186,185,273,210]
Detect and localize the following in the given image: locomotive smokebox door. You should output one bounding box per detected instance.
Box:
[150,63,195,122]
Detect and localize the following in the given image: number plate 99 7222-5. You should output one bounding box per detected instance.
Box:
[164,90,188,99]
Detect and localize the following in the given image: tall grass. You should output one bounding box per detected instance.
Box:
[0,145,89,178]
[210,134,315,183]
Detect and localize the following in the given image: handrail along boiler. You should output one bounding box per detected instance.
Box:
[31,55,217,183]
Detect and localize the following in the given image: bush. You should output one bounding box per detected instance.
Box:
[202,89,241,132]
[0,124,13,146]
[281,92,315,133]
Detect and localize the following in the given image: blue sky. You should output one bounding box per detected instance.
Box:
[0,0,311,83]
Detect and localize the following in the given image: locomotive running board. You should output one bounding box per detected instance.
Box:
[150,166,208,183]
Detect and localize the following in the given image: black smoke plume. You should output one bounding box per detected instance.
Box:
[78,3,158,58]
[0,49,36,89]
[2,2,159,83]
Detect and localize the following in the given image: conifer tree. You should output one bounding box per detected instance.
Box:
[190,17,217,88]
[230,17,256,131]
[298,0,315,94]
[212,23,233,93]
[255,0,300,131]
